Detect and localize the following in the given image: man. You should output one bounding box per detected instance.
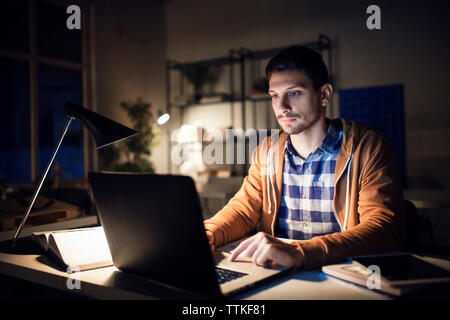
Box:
[204,46,405,270]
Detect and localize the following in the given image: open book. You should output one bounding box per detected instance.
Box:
[32,226,113,273]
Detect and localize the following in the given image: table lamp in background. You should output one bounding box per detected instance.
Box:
[11,101,138,244]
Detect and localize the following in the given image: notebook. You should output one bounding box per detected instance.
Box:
[88,172,290,298]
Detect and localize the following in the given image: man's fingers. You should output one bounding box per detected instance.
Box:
[230,233,304,268]
[254,245,275,267]
[206,231,215,251]
[229,241,249,261]
[251,243,266,265]
[229,234,259,261]
[239,239,261,259]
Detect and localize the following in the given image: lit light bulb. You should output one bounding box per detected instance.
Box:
[157,113,170,125]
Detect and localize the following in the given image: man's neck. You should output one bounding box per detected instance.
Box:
[289,117,327,159]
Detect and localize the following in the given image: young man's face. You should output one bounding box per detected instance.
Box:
[268,70,328,135]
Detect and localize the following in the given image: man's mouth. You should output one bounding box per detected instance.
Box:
[278,116,297,123]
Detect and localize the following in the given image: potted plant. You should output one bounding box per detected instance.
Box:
[99,98,158,173]
[183,65,217,103]
[252,77,269,95]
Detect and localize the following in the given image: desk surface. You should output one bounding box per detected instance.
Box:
[1,241,450,300]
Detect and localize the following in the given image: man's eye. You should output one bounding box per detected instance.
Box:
[271,94,279,99]
[288,91,301,97]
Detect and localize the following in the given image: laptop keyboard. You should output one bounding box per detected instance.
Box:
[216,267,248,284]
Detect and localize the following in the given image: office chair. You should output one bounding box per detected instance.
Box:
[404,199,435,253]
[405,199,420,251]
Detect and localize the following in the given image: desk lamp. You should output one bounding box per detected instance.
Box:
[11,101,138,244]
[156,112,170,125]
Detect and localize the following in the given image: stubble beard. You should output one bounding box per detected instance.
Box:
[277,112,322,135]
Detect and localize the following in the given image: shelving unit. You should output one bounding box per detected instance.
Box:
[165,34,333,175]
[166,50,239,129]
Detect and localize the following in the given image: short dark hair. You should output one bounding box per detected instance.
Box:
[265,46,330,91]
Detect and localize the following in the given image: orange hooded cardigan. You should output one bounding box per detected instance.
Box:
[204,118,406,270]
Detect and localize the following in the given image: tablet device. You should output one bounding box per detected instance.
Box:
[322,252,450,296]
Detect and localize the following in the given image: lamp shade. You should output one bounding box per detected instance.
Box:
[64,101,138,149]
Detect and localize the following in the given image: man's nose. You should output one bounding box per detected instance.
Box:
[275,94,290,112]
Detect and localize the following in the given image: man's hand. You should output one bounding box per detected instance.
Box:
[229,232,304,269]
[206,230,215,251]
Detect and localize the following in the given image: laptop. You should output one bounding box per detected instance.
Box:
[322,252,450,296]
[88,172,289,298]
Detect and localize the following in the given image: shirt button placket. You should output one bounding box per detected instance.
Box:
[304,210,311,234]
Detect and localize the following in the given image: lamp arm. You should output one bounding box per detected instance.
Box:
[11,116,75,243]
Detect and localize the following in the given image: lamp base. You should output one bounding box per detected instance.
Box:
[0,237,43,255]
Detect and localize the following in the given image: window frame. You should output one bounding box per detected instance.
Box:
[0,0,95,183]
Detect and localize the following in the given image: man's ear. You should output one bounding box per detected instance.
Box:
[320,84,333,106]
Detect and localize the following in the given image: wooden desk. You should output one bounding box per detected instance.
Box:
[1,241,450,300]
[0,241,203,299]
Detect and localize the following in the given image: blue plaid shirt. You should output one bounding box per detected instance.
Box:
[276,121,343,240]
